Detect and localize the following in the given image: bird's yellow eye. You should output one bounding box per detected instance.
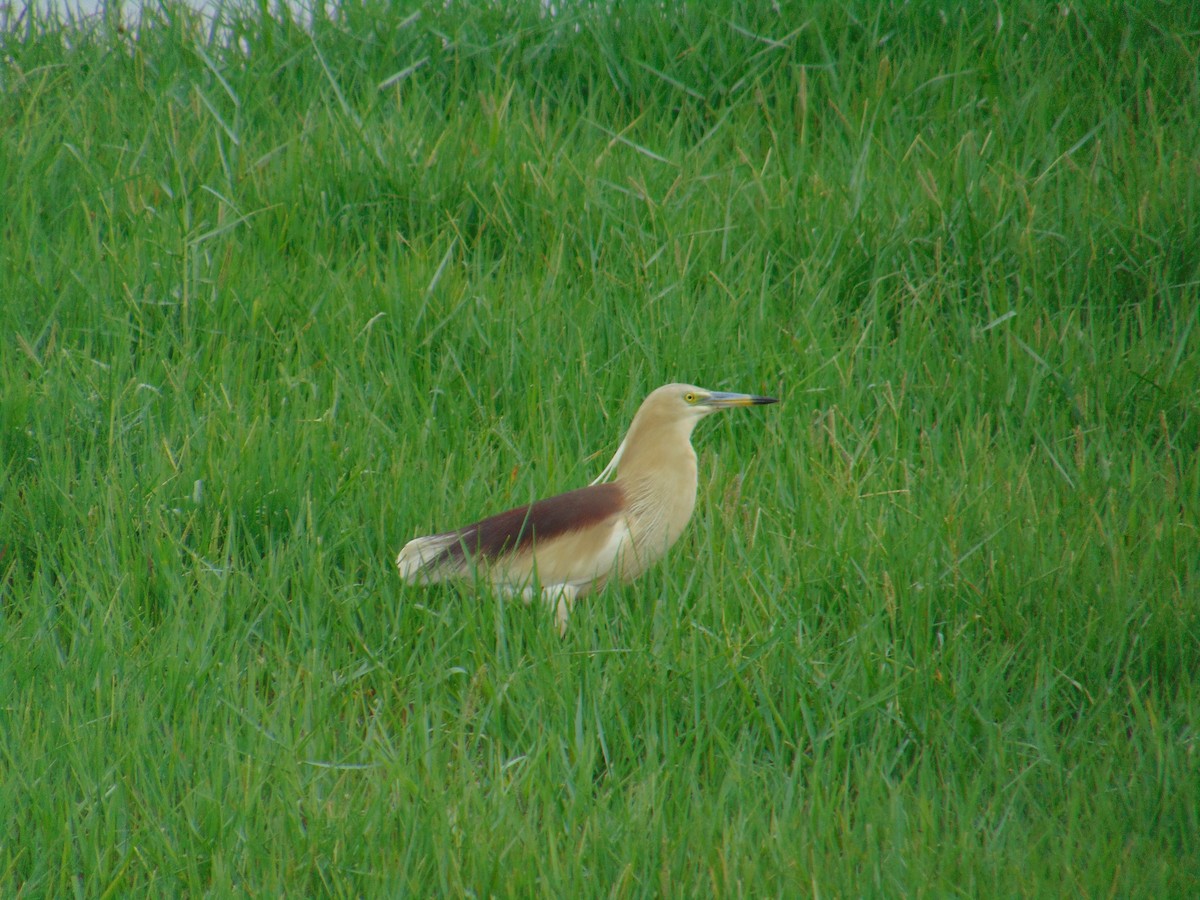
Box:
[684,391,698,404]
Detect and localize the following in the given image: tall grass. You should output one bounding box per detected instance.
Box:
[2,0,1198,894]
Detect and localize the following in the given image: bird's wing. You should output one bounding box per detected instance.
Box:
[397,482,627,583]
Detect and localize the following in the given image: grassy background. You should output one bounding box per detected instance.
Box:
[2,0,1199,894]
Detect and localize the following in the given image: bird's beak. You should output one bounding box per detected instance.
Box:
[703,391,778,408]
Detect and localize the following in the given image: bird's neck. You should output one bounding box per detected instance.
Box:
[614,413,698,482]
[614,416,700,551]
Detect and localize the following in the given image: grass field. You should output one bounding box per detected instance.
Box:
[3,0,1199,894]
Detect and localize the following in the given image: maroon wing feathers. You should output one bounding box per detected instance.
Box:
[441,482,625,564]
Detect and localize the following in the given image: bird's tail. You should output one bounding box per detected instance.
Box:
[396,532,462,582]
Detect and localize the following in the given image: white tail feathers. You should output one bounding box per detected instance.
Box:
[395,533,461,582]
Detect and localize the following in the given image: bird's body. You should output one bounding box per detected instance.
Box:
[397,383,776,632]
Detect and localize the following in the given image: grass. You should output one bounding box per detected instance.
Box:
[2,0,1199,894]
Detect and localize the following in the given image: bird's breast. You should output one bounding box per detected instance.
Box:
[619,453,698,579]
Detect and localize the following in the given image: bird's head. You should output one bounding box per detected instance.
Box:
[590,382,778,484]
[648,383,778,424]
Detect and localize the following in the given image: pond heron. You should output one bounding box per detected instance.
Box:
[396,383,777,633]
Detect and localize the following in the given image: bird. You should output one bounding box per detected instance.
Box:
[396,383,777,634]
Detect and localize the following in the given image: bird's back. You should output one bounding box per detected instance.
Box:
[397,482,628,590]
